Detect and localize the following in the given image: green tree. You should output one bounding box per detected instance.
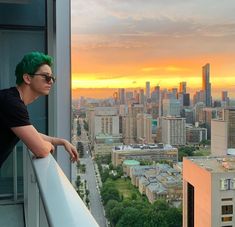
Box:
[101,187,120,205]
[83,120,89,131]
[109,205,124,226]
[116,207,144,227]
[105,200,119,219]
[165,207,182,227]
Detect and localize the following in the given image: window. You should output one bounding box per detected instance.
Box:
[221,179,229,190]
[222,205,233,215]
[222,198,233,201]
[230,178,235,189]
[222,216,232,222]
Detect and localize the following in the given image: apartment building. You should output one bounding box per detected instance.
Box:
[183,156,235,227]
[136,113,153,144]
[161,116,186,145]
[211,108,235,156]
[186,125,207,144]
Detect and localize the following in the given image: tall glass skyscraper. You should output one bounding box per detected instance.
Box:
[202,63,211,106]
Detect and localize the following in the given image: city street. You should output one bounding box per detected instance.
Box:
[76,118,107,227]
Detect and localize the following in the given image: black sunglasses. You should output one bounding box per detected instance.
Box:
[29,73,56,83]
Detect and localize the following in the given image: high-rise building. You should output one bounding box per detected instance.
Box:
[139,88,145,105]
[183,156,235,227]
[162,98,181,117]
[122,104,144,144]
[136,113,153,144]
[179,81,187,94]
[193,90,204,105]
[146,81,150,99]
[193,102,205,123]
[222,91,228,102]
[199,107,219,139]
[118,88,125,104]
[221,91,230,107]
[211,108,235,155]
[202,63,211,107]
[161,117,186,145]
[151,85,160,103]
[94,107,119,136]
[186,125,207,144]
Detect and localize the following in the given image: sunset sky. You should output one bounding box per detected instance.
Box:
[71,0,235,99]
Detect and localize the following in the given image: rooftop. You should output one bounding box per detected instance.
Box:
[123,160,140,166]
[185,156,235,173]
[113,143,176,151]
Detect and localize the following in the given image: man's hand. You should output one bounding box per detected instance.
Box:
[39,133,79,162]
[63,140,79,163]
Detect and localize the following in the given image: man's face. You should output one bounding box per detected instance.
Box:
[29,64,55,96]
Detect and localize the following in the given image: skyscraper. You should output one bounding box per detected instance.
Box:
[118,88,125,104]
[202,63,211,107]
[179,81,187,94]
[146,81,150,99]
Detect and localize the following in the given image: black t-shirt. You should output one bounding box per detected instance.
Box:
[0,87,31,167]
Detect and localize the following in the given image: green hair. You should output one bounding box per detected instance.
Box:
[15,51,53,85]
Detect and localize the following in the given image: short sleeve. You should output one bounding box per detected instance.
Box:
[2,94,31,128]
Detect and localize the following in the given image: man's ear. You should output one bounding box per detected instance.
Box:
[22,74,32,85]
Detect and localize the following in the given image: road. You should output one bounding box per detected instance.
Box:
[76,118,107,227]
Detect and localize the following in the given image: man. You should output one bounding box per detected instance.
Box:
[0,51,78,168]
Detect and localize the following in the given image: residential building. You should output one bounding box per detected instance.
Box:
[199,107,220,139]
[162,98,181,117]
[161,117,186,145]
[183,156,235,227]
[211,108,235,156]
[94,107,119,136]
[136,113,153,144]
[186,125,207,144]
[122,104,144,144]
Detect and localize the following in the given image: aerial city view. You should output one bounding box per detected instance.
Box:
[71,1,235,227]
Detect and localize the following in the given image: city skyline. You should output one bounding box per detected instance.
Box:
[71,0,235,99]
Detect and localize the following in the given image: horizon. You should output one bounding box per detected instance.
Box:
[71,0,235,99]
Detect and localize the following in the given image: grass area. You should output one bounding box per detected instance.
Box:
[194,147,211,156]
[112,178,142,199]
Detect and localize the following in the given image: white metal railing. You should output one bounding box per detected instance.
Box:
[24,150,99,227]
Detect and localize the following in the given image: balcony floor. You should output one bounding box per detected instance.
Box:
[0,204,24,227]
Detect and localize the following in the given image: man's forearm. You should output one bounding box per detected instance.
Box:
[39,133,66,146]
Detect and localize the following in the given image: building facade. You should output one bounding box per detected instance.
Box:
[183,156,235,227]
[161,117,186,145]
[112,144,178,166]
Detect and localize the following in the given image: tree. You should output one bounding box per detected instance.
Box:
[109,205,124,226]
[101,187,120,205]
[165,207,182,227]
[105,200,119,219]
[83,120,89,131]
[116,207,144,227]
[131,192,137,200]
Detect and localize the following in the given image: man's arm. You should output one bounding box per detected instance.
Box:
[11,125,54,158]
[39,133,78,162]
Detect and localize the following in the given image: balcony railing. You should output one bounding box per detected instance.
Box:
[24,150,99,227]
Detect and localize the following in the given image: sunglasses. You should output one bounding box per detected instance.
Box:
[29,73,56,83]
